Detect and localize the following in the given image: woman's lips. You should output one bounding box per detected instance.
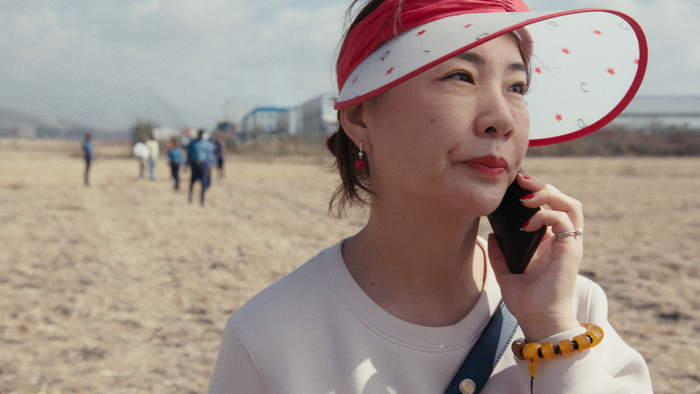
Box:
[465,156,508,178]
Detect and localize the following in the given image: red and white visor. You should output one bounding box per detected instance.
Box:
[335,7,648,146]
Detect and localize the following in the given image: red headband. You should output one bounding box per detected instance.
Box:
[336,0,530,91]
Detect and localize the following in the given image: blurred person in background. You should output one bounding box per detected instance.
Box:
[132,138,150,178]
[167,137,183,191]
[214,134,227,179]
[82,132,94,187]
[145,134,160,181]
[187,129,214,206]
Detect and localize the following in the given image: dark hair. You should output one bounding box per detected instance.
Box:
[326,0,400,217]
[326,0,531,217]
[325,115,371,217]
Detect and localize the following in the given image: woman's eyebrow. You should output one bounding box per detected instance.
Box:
[456,51,527,73]
[456,52,483,65]
[510,62,528,73]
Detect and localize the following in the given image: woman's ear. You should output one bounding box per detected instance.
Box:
[339,103,373,153]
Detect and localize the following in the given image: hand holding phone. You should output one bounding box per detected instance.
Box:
[487,170,546,274]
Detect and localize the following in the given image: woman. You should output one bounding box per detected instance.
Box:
[209,1,652,392]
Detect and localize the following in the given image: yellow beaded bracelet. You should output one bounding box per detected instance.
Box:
[511,322,605,379]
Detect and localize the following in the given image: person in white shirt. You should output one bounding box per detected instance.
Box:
[145,135,160,181]
[209,1,653,392]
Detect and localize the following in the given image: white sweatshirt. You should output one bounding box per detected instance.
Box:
[209,238,652,393]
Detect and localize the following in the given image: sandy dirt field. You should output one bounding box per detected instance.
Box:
[1,138,699,393]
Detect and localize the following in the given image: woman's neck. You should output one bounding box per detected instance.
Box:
[342,199,486,327]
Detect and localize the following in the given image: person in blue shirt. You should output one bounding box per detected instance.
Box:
[187,129,214,206]
[167,137,183,191]
[82,132,94,187]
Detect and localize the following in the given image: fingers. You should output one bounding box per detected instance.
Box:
[517,173,584,234]
[521,210,580,242]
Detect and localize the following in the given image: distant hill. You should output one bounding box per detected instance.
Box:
[0,108,129,141]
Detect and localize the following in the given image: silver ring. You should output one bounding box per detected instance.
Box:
[554,228,584,239]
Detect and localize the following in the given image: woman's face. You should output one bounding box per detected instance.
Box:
[363,33,530,216]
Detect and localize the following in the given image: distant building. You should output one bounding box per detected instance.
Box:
[237,96,340,141]
[239,107,292,141]
[277,108,300,136]
[296,93,339,136]
[611,96,700,129]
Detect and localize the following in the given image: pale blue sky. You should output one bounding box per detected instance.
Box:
[0,0,697,131]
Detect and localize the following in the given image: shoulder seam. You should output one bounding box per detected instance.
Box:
[232,321,270,394]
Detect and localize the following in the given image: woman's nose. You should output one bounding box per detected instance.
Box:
[474,88,516,138]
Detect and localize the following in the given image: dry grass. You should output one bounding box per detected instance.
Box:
[0,139,698,393]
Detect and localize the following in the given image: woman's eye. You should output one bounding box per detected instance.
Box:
[446,72,474,84]
[508,82,528,95]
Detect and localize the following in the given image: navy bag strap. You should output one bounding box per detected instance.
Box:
[444,302,519,394]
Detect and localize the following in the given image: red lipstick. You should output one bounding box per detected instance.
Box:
[465,156,508,178]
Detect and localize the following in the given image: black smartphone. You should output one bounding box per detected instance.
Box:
[487,169,546,274]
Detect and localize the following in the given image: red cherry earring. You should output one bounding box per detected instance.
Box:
[355,141,366,170]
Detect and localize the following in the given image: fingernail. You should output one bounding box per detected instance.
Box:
[520,220,530,231]
[521,173,532,180]
[520,193,535,201]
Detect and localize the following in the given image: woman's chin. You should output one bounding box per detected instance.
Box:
[444,193,505,219]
